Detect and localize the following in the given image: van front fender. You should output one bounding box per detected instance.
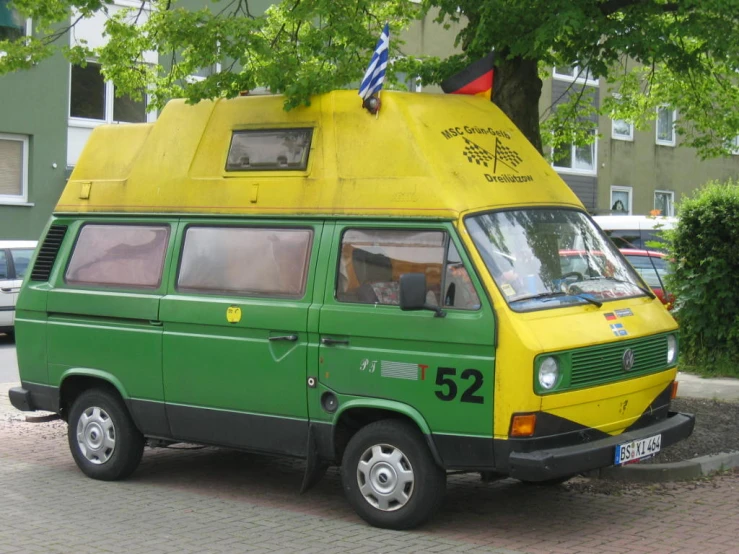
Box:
[333,398,443,467]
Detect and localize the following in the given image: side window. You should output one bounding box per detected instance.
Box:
[337,229,445,306]
[177,227,312,299]
[443,242,481,310]
[10,248,34,279]
[0,251,7,279]
[607,230,641,250]
[625,255,662,289]
[336,229,480,310]
[65,225,170,289]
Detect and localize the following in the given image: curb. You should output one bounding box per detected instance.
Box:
[593,451,739,483]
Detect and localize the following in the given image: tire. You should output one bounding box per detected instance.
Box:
[67,388,144,481]
[341,419,446,530]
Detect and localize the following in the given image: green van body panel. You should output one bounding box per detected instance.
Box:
[317,222,496,441]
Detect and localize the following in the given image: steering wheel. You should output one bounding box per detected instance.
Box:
[560,271,585,282]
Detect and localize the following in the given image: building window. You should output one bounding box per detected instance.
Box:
[553,65,598,86]
[178,227,313,299]
[0,133,29,203]
[656,106,676,146]
[612,118,634,141]
[69,62,149,124]
[552,133,597,175]
[66,224,170,289]
[654,190,675,217]
[610,186,632,215]
[729,136,739,155]
[0,0,30,41]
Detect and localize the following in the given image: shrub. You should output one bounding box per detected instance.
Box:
[665,179,739,374]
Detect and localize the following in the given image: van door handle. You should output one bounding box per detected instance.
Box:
[269,334,298,342]
[0,288,12,293]
[321,337,350,346]
[149,320,163,327]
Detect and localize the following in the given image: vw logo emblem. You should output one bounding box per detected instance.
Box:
[622,349,635,371]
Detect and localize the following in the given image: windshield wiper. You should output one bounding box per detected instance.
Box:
[510,291,602,308]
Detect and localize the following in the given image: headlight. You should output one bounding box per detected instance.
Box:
[667,335,677,364]
[538,357,560,390]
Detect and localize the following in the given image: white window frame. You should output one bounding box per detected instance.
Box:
[611,109,634,141]
[656,106,677,146]
[729,136,739,155]
[610,186,633,215]
[0,6,32,58]
[68,60,156,128]
[552,65,599,87]
[552,135,598,176]
[186,61,223,84]
[0,133,29,205]
[654,190,675,217]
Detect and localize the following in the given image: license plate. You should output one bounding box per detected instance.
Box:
[614,433,662,465]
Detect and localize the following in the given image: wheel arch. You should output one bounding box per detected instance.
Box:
[58,369,129,420]
[332,399,443,467]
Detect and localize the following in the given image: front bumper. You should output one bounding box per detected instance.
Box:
[507,411,695,481]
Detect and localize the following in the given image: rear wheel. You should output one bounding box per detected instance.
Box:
[341,420,446,530]
[68,388,144,480]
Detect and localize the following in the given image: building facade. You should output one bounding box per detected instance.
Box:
[1,1,738,240]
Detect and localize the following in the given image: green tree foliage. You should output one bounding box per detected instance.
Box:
[666,180,739,374]
[1,0,737,157]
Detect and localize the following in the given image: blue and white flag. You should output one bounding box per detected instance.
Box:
[358,23,389,101]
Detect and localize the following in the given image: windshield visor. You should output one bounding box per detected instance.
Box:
[466,209,649,312]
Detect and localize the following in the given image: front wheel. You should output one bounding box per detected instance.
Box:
[341,420,446,530]
[68,388,144,481]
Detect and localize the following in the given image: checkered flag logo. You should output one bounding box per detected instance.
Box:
[460,136,523,173]
[462,137,495,167]
[494,139,523,169]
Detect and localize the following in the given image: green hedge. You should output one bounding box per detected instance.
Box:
[666,179,739,374]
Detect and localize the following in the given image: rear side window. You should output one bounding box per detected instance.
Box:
[0,251,7,279]
[10,249,34,279]
[177,227,313,299]
[65,225,170,289]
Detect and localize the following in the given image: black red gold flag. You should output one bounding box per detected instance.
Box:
[440,53,495,100]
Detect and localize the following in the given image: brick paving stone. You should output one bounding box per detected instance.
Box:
[1,413,739,554]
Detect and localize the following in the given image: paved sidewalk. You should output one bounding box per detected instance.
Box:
[676,372,739,402]
[1,416,739,554]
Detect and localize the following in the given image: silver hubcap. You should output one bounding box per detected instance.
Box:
[357,444,414,511]
[76,406,116,464]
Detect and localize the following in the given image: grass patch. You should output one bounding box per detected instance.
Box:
[679,355,739,379]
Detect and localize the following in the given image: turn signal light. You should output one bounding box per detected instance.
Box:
[671,381,679,400]
[510,414,537,437]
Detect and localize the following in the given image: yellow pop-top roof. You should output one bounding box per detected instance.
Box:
[57,90,583,219]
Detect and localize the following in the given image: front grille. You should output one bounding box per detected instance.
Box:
[569,334,669,388]
[30,225,68,281]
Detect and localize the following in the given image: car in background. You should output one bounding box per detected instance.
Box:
[620,249,673,308]
[1,241,38,338]
[593,215,677,252]
[559,247,673,309]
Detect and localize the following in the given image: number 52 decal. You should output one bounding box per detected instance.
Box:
[434,367,484,404]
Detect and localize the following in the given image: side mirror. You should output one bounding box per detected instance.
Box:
[399,273,446,318]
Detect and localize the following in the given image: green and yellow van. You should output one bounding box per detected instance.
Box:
[10,90,693,529]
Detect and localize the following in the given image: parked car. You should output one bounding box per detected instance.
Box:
[593,215,677,252]
[620,249,673,309]
[0,241,38,337]
[558,248,673,309]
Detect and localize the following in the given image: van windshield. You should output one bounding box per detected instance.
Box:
[466,209,648,312]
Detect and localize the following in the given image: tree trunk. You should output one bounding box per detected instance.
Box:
[492,55,543,154]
